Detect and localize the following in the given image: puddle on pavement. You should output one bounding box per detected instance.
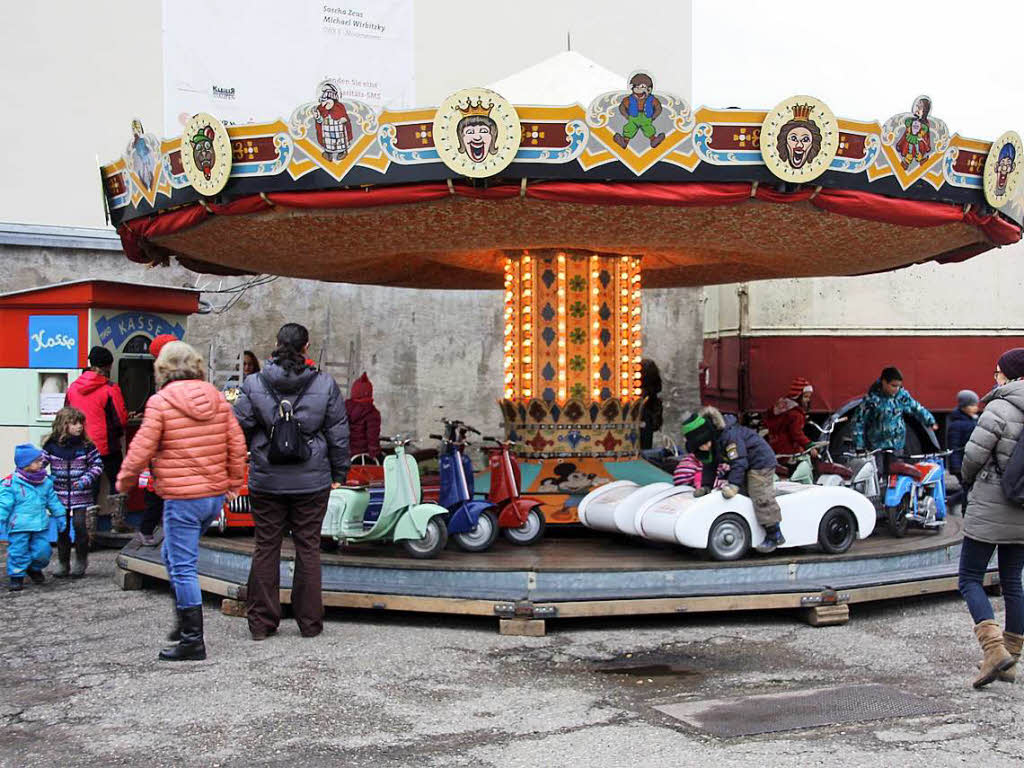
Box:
[594,656,703,684]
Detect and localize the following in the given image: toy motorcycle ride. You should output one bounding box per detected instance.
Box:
[847,448,950,536]
[430,420,500,552]
[320,437,449,558]
[482,435,546,545]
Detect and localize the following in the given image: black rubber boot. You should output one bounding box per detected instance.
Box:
[55,539,71,578]
[27,569,45,584]
[167,588,181,642]
[159,606,206,662]
[8,577,24,592]
[70,551,87,579]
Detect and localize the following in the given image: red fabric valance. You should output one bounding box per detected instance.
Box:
[118,180,1021,267]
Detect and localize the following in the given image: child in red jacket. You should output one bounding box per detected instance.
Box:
[346,373,381,459]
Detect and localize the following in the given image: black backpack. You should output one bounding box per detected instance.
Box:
[258,373,315,465]
[999,431,1024,506]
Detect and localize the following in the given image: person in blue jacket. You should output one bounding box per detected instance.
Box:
[681,406,785,553]
[946,389,979,511]
[0,444,67,591]
[852,366,938,454]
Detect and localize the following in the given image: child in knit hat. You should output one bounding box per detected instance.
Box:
[0,444,67,591]
[764,376,815,459]
[947,389,980,511]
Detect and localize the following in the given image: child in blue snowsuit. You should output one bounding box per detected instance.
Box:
[0,444,67,591]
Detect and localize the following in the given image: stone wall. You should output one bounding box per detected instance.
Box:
[0,245,704,443]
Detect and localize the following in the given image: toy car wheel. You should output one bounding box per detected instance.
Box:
[402,517,449,559]
[886,498,910,538]
[707,513,750,561]
[502,507,546,546]
[818,506,856,554]
[454,510,499,552]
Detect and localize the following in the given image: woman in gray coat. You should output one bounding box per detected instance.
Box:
[958,347,1024,688]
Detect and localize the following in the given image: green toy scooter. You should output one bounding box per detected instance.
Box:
[321,437,449,559]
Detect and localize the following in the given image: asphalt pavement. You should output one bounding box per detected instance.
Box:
[1,547,1023,767]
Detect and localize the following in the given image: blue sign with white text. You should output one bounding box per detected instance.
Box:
[28,315,79,369]
[94,312,185,349]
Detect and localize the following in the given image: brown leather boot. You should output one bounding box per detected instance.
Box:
[999,631,1023,683]
[974,619,1015,689]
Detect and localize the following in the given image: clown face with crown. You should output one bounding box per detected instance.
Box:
[776,103,822,171]
[456,97,498,163]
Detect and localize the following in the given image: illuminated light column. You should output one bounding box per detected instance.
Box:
[502,249,643,404]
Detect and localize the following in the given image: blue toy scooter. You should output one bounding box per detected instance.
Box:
[431,419,500,552]
[882,449,950,537]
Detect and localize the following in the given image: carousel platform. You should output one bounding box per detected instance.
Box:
[114,514,994,635]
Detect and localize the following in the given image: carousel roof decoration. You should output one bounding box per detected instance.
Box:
[102,67,1023,289]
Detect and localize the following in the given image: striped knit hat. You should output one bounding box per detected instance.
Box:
[787,376,813,399]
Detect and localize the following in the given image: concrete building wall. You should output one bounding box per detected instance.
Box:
[705,246,1024,337]
[0,246,702,439]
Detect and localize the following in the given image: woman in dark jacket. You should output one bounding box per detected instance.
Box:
[958,349,1024,689]
[232,324,350,640]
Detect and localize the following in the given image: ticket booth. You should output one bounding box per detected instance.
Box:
[0,280,201,520]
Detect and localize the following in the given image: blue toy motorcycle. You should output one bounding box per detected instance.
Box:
[882,450,951,537]
[431,419,500,552]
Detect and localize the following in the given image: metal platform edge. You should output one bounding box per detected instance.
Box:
[115,546,998,632]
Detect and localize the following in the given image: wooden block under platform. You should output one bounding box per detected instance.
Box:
[221,598,247,617]
[113,566,144,591]
[499,618,546,637]
[801,604,850,627]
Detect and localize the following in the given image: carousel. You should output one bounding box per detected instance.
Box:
[104,70,1021,633]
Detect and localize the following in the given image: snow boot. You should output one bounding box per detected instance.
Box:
[973,619,1015,689]
[159,606,206,662]
[755,524,786,554]
[8,576,24,592]
[109,494,131,533]
[27,569,45,584]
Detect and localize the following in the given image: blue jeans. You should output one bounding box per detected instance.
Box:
[7,531,51,577]
[161,496,223,609]
[958,536,1024,632]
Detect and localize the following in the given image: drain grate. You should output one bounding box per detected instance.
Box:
[655,684,946,738]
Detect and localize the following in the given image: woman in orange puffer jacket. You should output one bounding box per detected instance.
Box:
[117,341,246,663]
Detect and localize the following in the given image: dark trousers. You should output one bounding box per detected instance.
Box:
[958,536,1024,633]
[246,489,331,637]
[100,451,123,488]
[56,508,89,564]
[140,490,164,536]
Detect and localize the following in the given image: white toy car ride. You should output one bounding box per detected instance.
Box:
[577,480,876,561]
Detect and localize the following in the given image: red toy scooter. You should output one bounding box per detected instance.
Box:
[483,436,546,545]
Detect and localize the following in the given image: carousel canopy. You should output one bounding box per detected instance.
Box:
[104,62,1023,288]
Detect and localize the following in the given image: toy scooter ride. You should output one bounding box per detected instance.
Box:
[431,420,500,552]
[482,436,546,545]
[320,436,449,558]
[847,448,950,536]
[775,418,852,487]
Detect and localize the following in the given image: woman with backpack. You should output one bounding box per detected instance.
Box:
[232,323,350,641]
[958,347,1024,689]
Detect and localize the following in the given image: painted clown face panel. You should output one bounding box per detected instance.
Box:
[191,130,215,180]
[785,125,814,169]
[457,116,497,163]
[996,145,1017,194]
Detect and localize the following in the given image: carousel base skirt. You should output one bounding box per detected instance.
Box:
[115,515,991,635]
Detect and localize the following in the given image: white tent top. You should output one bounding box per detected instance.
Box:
[487,51,624,106]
